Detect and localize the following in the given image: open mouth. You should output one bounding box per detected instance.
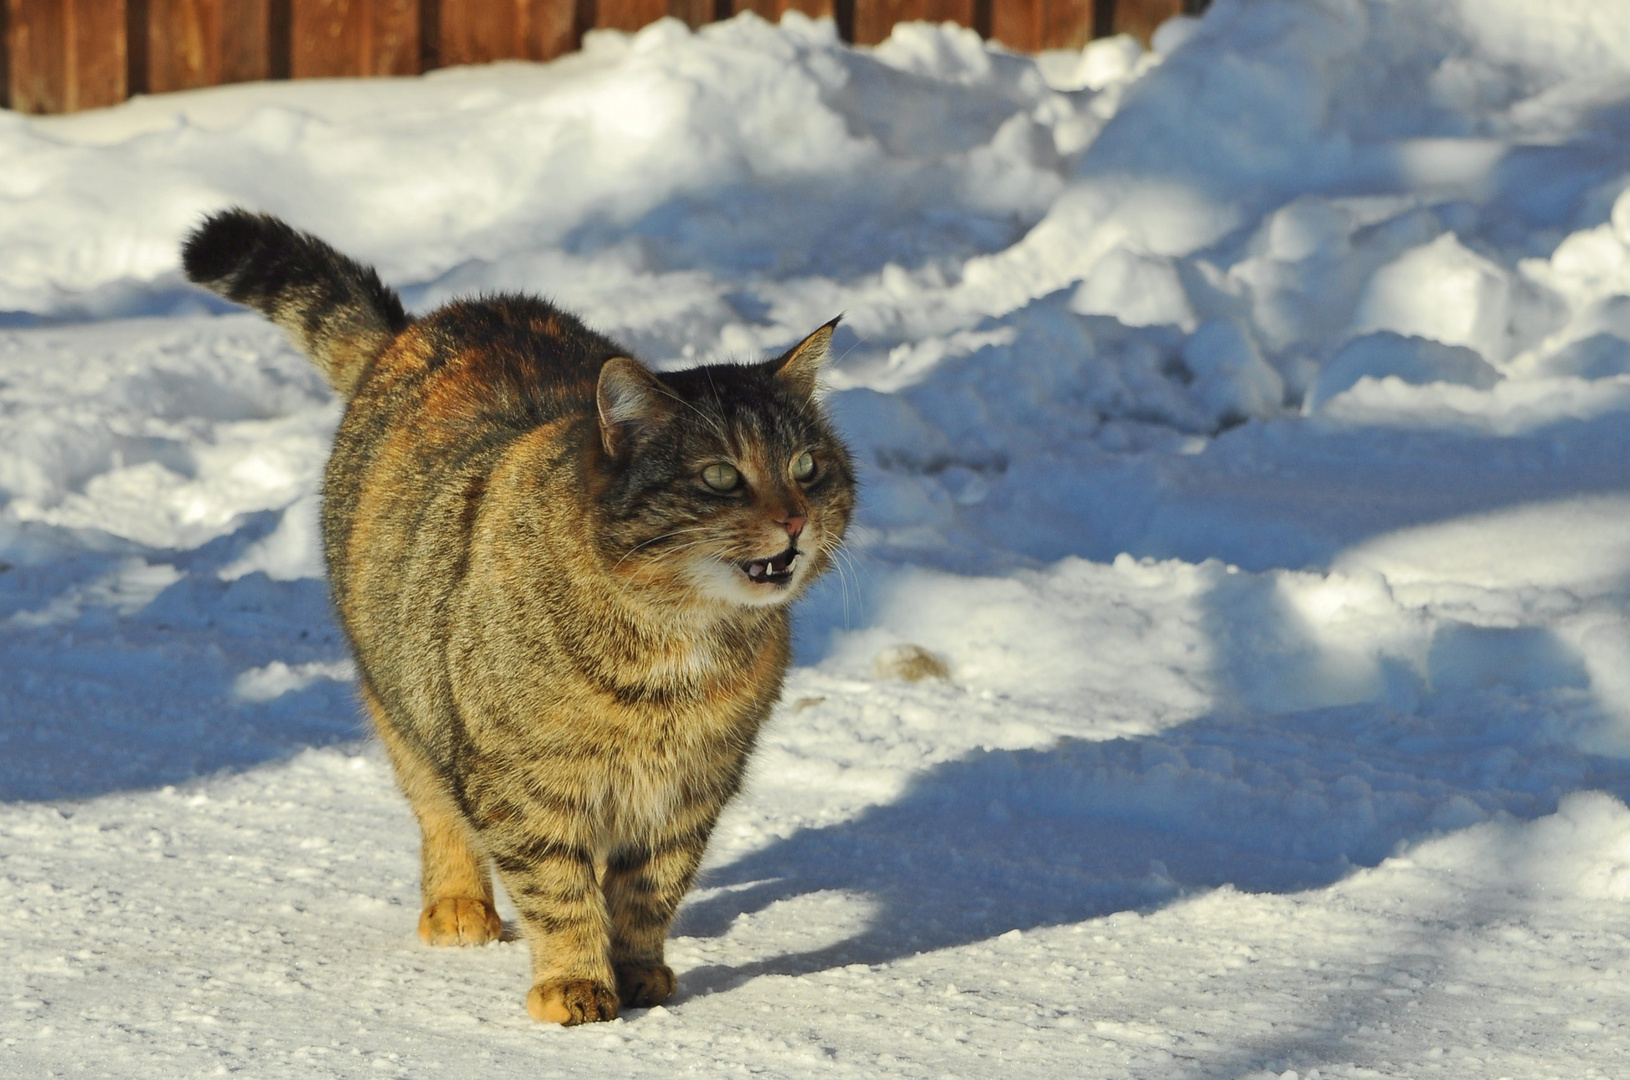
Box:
[740,545,798,586]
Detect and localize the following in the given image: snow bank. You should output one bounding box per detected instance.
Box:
[4,0,1630,1075]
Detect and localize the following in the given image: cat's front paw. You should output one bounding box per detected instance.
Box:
[417,897,503,946]
[526,979,620,1025]
[614,962,676,1008]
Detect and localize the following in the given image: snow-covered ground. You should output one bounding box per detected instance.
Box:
[5,0,1630,1074]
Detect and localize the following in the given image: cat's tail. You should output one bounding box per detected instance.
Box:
[181,209,410,400]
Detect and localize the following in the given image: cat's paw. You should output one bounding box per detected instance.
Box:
[614,962,676,1008]
[417,897,503,946]
[526,979,620,1025]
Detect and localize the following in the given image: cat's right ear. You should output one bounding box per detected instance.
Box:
[774,315,840,400]
[597,357,670,458]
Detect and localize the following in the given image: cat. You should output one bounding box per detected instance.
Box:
[181,210,854,1025]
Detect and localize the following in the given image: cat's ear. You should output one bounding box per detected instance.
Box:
[597,357,670,458]
[774,316,840,400]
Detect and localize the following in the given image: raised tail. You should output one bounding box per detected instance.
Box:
[182,209,409,400]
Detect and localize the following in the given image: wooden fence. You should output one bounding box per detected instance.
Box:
[1,0,1204,115]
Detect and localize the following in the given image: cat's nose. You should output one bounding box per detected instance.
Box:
[779,514,806,538]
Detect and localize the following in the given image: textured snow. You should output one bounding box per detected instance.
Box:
[4,0,1630,1076]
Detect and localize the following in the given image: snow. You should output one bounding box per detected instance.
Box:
[4,0,1630,1075]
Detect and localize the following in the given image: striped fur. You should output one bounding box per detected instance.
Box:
[181,210,409,399]
[182,211,854,1025]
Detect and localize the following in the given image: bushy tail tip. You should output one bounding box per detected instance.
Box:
[182,209,409,400]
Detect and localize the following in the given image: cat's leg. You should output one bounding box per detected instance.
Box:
[602,806,720,1009]
[483,825,619,1025]
[365,688,503,946]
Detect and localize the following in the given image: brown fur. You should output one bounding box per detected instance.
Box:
[182,211,854,1024]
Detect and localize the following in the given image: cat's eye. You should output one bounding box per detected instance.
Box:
[791,452,816,481]
[702,463,742,492]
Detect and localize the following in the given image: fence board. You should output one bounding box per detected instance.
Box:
[437,0,580,65]
[69,0,125,107]
[436,0,513,64]
[989,0,1037,51]
[371,0,422,73]
[595,0,660,33]
[126,0,146,93]
[524,0,588,59]
[144,0,272,93]
[7,0,127,113]
[3,0,61,113]
[269,0,291,77]
[730,0,833,23]
[4,0,1204,114]
[1039,0,1091,47]
[595,0,716,34]
[853,0,973,46]
[666,0,713,30]
[1110,0,1181,42]
[291,0,419,78]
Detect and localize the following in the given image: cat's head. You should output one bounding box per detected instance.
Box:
[592,320,854,610]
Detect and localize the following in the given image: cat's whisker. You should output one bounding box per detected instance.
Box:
[624,536,727,584]
[832,537,863,592]
[826,537,868,590]
[613,525,714,573]
[835,547,859,627]
[824,543,852,627]
[634,540,716,573]
[818,536,860,628]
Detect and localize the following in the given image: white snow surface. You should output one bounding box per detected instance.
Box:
[5,1,1630,1075]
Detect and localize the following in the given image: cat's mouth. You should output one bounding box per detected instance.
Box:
[740,545,798,586]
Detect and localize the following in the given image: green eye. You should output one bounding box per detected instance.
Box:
[702,463,741,491]
[791,452,815,481]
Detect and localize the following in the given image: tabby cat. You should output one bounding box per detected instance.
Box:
[181,210,854,1025]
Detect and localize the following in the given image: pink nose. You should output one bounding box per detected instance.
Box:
[780,514,807,538]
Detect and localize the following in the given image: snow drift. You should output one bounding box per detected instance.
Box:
[4,0,1630,1075]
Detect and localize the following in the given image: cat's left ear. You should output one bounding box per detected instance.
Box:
[597,357,671,458]
[774,316,840,400]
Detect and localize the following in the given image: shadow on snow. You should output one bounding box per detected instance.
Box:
[677,695,1630,995]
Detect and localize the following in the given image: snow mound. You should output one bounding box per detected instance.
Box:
[4,0,1630,1075]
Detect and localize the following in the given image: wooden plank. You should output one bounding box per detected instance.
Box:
[290,0,418,78]
[7,0,127,113]
[4,0,64,114]
[436,0,583,66]
[730,0,829,21]
[147,0,213,90]
[994,0,1104,50]
[126,0,148,93]
[371,0,417,72]
[665,0,711,30]
[1110,0,1180,44]
[526,0,587,60]
[989,0,1038,50]
[0,0,11,110]
[830,0,850,40]
[145,0,273,93]
[851,0,973,46]
[219,0,274,82]
[1038,0,1090,48]
[290,0,357,77]
[666,0,703,28]
[436,0,515,64]
[267,0,291,76]
[68,0,125,108]
[594,0,662,33]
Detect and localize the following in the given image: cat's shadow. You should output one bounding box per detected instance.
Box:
[669,703,1630,999]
